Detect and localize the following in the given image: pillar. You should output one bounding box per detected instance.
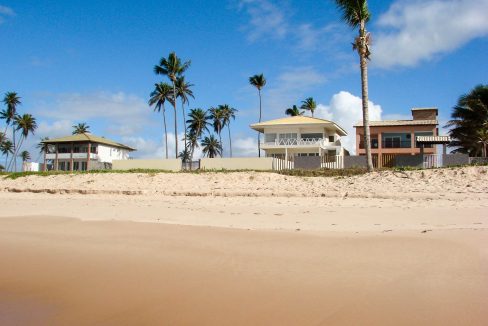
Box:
[55,144,59,171]
[443,144,447,155]
[43,144,47,172]
[87,143,91,171]
[70,142,74,172]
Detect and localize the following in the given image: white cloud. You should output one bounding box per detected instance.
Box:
[316,91,382,154]
[233,136,258,157]
[0,5,14,24]
[36,120,73,139]
[33,91,157,137]
[238,0,288,41]
[373,0,488,68]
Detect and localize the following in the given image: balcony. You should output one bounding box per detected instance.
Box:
[359,140,412,149]
[45,153,98,160]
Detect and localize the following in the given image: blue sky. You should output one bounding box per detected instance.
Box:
[0,0,487,159]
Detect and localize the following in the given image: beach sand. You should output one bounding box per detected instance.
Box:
[0,167,487,325]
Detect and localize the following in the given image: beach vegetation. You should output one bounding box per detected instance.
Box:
[175,76,194,156]
[72,123,90,134]
[149,82,174,159]
[285,105,305,117]
[201,134,223,158]
[446,84,488,157]
[301,97,317,118]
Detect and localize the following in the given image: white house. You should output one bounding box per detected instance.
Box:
[42,133,135,171]
[250,116,348,160]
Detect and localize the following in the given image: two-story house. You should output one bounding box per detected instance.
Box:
[354,108,439,168]
[250,116,348,160]
[42,133,135,171]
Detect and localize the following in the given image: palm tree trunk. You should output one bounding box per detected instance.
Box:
[218,130,223,157]
[12,128,16,172]
[258,89,262,157]
[359,21,373,172]
[228,124,232,158]
[163,106,168,159]
[8,134,24,171]
[181,102,187,161]
[172,82,178,158]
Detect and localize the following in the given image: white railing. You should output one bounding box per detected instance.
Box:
[423,154,443,168]
[263,138,324,146]
[321,155,344,169]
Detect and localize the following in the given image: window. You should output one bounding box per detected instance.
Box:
[301,133,322,140]
[90,145,97,154]
[279,133,297,140]
[264,133,277,142]
[328,136,335,142]
[73,162,80,171]
[81,162,87,171]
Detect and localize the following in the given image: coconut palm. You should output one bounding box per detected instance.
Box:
[334,0,373,171]
[301,97,317,117]
[20,150,31,162]
[72,122,90,134]
[175,76,194,155]
[249,74,266,157]
[285,105,304,117]
[35,137,49,162]
[186,108,209,161]
[154,52,191,157]
[149,82,175,159]
[2,92,21,171]
[446,85,488,156]
[201,134,222,158]
[209,106,225,157]
[186,132,199,162]
[1,139,13,170]
[220,104,238,157]
[9,114,37,170]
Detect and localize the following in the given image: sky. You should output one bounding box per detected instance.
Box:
[0,0,487,161]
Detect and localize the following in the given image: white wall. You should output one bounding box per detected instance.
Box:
[112,159,181,172]
[97,145,131,163]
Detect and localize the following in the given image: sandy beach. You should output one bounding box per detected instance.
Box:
[0,167,487,325]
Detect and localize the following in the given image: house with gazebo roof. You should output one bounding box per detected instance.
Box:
[41,133,135,171]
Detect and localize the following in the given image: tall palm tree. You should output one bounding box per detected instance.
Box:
[301,97,317,117]
[220,104,238,157]
[285,105,304,117]
[154,52,191,157]
[186,108,210,160]
[334,0,373,171]
[201,134,222,158]
[1,139,13,170]
[209,106,225,157]
[249,74,266,157]
[186,132,199,162]
[2,92,21,171]
[72,122,90,134]
[175,76,194,155]
[446,85,488,156]
[20,150,31,162]
[149,82,175,159]
[9,114,37,171]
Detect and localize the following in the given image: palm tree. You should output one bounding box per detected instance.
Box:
[154,52,191,158]
[149,82,175,159]
[1,139,13,170]
[285,105,304,117]
[2,92,21,171]
[220,104,238,157]
[334,0,373,171]
[477,128,488,158]
[186,132,199,162]
[36,136,49,162]
[20,150,31,162]
[175,76,194,155]
[186,108,209,161]
[9,114,37,171]
[209,106,225,157]
[201,134,222,158]
[249,74,266,157]
[301,97,317,117]
[72,122,90,134]
[446,85,488,156]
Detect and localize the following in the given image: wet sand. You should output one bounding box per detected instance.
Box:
[1,216,487,325]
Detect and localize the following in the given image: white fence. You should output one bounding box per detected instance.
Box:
[272,158,294,171]
[321,155,344,169]
[423,154,443,168]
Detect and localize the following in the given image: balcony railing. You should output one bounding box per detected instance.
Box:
[359,141,412,149]
[263,138,324,146]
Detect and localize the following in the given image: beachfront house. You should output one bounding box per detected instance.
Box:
[42,133,135,171]
[250,116,348,164]
[354,108,450,168]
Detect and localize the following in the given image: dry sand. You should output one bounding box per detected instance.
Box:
[0,167,487,325]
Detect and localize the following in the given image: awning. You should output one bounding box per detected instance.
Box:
[416,136,451,144]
